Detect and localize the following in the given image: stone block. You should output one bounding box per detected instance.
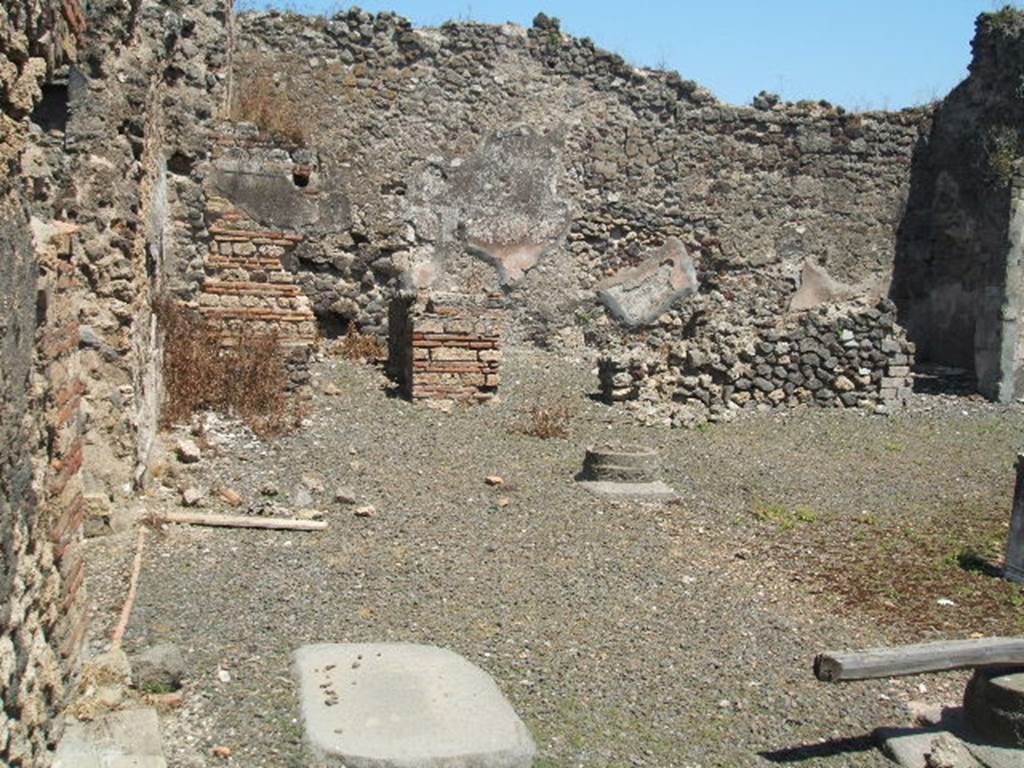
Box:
[293,643,536,768]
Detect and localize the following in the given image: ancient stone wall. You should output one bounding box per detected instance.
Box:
[1,2,87,764]
[199,124,319,383]
[2,1,238,763]
[64,0,232,493]
[599,299,915,427]
[893,10,1024,402]
[233,9,927,349]
[388,293,504,402]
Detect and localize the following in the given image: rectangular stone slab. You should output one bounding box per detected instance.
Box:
[293,643,536,768]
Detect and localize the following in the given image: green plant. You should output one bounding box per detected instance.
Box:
[986,5,1023,31]
[140,680,176,695]
[751,500,820,530]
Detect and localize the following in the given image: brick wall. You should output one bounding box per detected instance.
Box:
[389,293,504,403]
[195,129,319,382]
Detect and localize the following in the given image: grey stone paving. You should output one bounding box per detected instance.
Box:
[294,643,536,768]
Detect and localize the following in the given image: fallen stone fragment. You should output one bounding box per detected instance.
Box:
[301,472,326,494]
[297,509,325,521]
[132,643,187,692]
[175,438,202,464]
[334,487,358,504]
[877,728,981,768]
[181,487,205,508]
[354,505,376,518]
[293,643,537,768]
[211,745,233,759]
[292,485,315,508]
[54,707,167,768]
[485,475,504,487]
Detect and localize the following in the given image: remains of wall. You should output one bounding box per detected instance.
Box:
[198,124,320,384]
[893,9,1024,402]
[62,0,232,492]
[599,299,915,428]
[234,10,927,350]
[1,2,88,764]
[388,292,504,402]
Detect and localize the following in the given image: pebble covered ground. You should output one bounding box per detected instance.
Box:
[83,347,1023,767]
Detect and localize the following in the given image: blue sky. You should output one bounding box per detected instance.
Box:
[235,1,1012,109]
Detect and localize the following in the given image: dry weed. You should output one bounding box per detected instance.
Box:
[515,401,572,439]
[230,71,306,145]
[155,299,300,437]
[337,325,386,363]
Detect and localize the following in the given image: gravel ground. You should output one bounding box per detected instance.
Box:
[83,347,1024,767]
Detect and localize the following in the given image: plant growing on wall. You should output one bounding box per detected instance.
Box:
[985,124,1023,188]
[229,63,307,145]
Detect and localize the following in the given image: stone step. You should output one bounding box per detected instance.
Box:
[293,643,536,768]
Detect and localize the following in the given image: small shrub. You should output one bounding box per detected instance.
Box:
[230,71,306,145]
[516,401,572,439]
[155,298,299,437]
[337,325,385,363]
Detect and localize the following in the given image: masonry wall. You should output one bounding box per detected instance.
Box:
[1,2,87,764]
[234,10,927,347]
[389,293,504,402]
[63,0,232,493]
[2,1,238,763]
[892,10,1024,402]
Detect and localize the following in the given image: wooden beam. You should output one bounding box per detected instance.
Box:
[158,511,327,532]
[815,637,1024,682]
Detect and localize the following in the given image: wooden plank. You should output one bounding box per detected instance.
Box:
[158,512,327,532]
[814,637,1024,682]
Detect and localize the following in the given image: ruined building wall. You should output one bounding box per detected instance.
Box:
[1,2,87,764]
[233,10,927,348]
[2,1,233,763]
[63,0,232,495]
[893,10,1024,402]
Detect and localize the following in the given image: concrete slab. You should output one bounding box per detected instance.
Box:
[53,707,167,768]
[293,643,537,768]
[576,480,678,501]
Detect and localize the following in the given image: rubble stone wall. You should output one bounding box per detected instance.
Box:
[233,10,927,347]
[64,0,232,493]
[599,299,915,428]
[1,2,87,764]
[893,11,1024,402]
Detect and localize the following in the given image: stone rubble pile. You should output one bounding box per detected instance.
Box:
[599,298,915,428]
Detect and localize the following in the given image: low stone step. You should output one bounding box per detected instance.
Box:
[293,642,536,768]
